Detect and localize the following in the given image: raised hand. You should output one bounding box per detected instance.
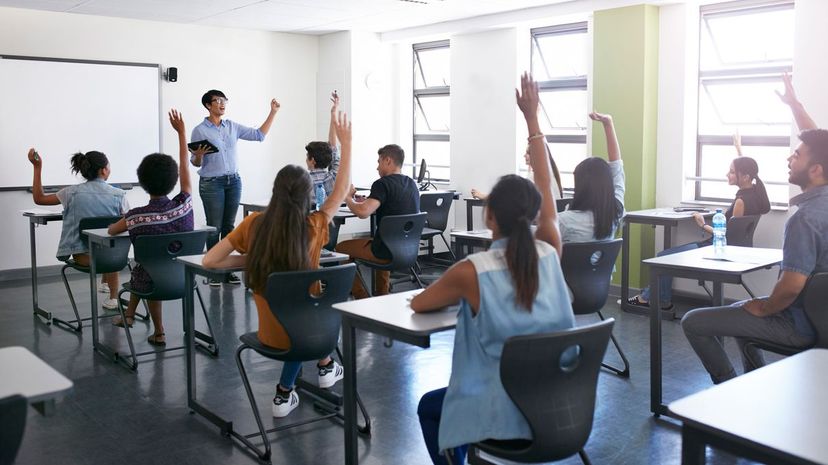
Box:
[588,111,613,124]
[270,98,281,113]
[732,131,743,157]
[330,91,339,113]
[515,72,540,120]
[27,148,42,169]
[333,111,352,146]
[775,73,798,107]
[168,109,185,133]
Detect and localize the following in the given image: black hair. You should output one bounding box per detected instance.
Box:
[137,153,178,196]
[799,129,828,180]
[486,174,541,311]
[378,144,405,167]
[70,151,109,181]
[306,141,334,169]
[732,157,770,214]
[570,157,622,239]
[201,89,227,109]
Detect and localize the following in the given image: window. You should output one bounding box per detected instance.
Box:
[530,22,589,190]
[413,40,450,182]
[693,1,794,206]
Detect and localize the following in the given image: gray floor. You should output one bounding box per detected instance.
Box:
[1,269,768,465]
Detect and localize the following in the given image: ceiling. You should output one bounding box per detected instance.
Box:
[0,0,576,34]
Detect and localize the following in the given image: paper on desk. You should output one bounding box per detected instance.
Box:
[21,208,62,215]
[703,252,767,264]
[467,229,492,236]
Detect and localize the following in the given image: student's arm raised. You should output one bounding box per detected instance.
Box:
[328,91,339,147]
[589,112,620,162]
[777,73,817,131]
[320,111,352,221]
[516,73,562,255]
[169,109,191,194]
[28,149,60,206]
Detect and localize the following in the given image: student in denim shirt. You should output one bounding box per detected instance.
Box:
[682,75,828,384]
[28,149,128,310]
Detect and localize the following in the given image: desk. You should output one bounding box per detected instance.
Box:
[669,349,828,465]
[241,200,356,225]
[333,290,458,465]
[464,197,571,231]
[178,251,349,444]
[0,346,73,416]
[643,245,782,416]
[451,229,492,260]
[620,208,714,316]
[22,209,64,323]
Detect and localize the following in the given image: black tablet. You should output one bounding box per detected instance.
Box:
[187,140,219,154]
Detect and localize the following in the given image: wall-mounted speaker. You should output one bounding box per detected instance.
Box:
[166,67,177,82]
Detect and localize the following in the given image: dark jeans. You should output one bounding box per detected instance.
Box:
[418,388,468,465]
[199,174,242,250]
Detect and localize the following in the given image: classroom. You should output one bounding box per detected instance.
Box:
[1,0,827,464]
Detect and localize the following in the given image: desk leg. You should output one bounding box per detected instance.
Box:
[466,203,473,231]
[713,281,724,307]
[681,426,706,465]
[343,318,358,465]
[185,268,196,408]
[664,223,673,250]
[89,243,100,350]
[32,399,56,417]
[29,221,51,323]
[649,269,667,416]
[621,221,631,311]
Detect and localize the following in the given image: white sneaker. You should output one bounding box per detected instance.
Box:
[272,389,299,418]
[98,282,110,294]
[101,298,119,311]
[317,360,344,388]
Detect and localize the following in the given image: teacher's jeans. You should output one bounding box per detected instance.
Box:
[199,174,242,250]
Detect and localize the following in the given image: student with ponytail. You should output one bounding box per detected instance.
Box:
[28,148,128,310]
[202,112,353,418]
[629,144,772,310]
[411,73,576,465]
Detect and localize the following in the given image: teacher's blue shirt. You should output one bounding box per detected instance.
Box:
[190,117,264,177]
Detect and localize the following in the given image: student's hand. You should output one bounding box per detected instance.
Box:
[270,98,281,113]
[775,73,799,107]
[733,131,743,157]
[742,299,767,317]
[692,212,706,228]
[515,72,540,120]
[333,111,352,146]
[168,109,185,133]
[191,145,211,158]
[348,184,357,198]
[588,111,613,125]
[330,91,339,113]
[27,148,42,169]
[470,188,483,200]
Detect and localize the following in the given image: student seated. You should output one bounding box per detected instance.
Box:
[681,75,828,384]
[629,149,772,310]
[411,73,576,465]
[306,91,341,209]
[470,143,563,201]
[108,110,194,346]
[27,148,128,311]
[202,112,353,418]
[336,143,420,298]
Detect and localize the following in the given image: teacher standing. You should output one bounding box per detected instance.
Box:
[190,89,280,285]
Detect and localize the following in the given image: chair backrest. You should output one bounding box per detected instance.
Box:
[325,222,341,251]
[419,192,454,232]
[377,213,427,271]
[0,394,27,465]
[556,197,572,212]
[79,216,130,273]
[804,272,828,349]
[495,319,614,462]
[560,239,622,315]
[133,230,207,300]
[263,263,356,361]
[726,215,761,247]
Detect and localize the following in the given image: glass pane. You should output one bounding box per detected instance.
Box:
[548,142,588,191]
[700,7,794,71]
[698,80,792,136]
[415,140,450,181]
[538,90,588,136]
[414,95,449,134]
[698,143,789,204]
[531,30,588,81]
[414,47,450,88]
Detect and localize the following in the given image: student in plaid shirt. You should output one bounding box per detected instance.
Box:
[306,91,341,207]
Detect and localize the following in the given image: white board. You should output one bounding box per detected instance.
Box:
[0,56,161,189]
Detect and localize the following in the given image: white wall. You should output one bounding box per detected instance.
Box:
[0,6,318,272]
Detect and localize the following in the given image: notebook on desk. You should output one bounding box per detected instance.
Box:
[673,207,709,213]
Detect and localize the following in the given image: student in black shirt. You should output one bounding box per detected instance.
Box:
[337,144,420,298]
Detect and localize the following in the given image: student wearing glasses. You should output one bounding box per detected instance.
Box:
[190,89,280,286]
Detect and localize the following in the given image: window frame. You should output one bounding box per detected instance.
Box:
[412,39,450,183]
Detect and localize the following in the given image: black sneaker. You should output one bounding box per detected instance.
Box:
[208,278,222,287]
[227,273,242,285]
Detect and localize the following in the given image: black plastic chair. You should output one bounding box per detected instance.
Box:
[0,394,27,465]
[560,239,629,377]
[111,231,215,371]
[742,272,828,357]
[53,216,141,332]
[460,319,614,465]
[234,264,370,461]
[419,192,456,262]
[355,212,427,296]
[556,197,573,212]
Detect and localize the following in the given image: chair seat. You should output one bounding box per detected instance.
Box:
[744,338,807,356]
[120,283,154,299]
[476,438,532,457]
[421,227,442,239]
[63,260,90,272]
[239,332,298,361]
[354,258,395,272]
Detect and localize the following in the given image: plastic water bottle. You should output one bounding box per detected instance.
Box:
[712,208,727,257]
[315,184,326,211]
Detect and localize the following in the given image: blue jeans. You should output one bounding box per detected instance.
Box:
[418,388,468,465]
[640,241,702,304]
[279,361,303,389]
[199,174,242,250]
